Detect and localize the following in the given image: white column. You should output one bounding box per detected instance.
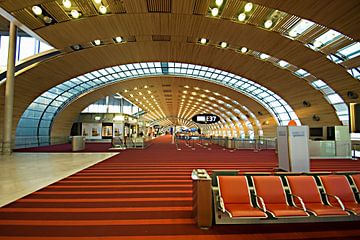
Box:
[2,22,17,155]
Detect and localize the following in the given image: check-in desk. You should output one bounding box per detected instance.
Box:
[309,140,351,158]
[191,169,212,229]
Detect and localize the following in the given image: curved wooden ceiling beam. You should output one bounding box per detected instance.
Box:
[32,14,358,99]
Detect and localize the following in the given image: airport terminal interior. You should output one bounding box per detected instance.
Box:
[1,0,360,239]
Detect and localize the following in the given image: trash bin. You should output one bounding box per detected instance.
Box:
[72,136,85,151]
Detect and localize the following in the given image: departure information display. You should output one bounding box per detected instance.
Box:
[192,114,220,124]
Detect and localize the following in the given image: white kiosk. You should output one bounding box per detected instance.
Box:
[277,126,310,172]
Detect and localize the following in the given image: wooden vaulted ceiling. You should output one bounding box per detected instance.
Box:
[51,77,276,137]
[0,0,359,138]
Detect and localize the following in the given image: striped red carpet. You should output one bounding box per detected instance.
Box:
[1,135,360,239]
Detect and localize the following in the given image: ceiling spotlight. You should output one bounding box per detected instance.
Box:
[220,41,228,48]
[71,44,82,51]
[215,0,224,7]
[200,38,208,45]
[264,19,273,29]
[32,6,42,16]
[211,8,219,16]
[93,39,101,46]
[244,2,253,12]
[99,5,107,14]
[71,9,80,18]
[240,47,248,53]
[62,0,72,8]
[43,16,52,24]
[94,0,102,4]
[260,53,269,60]
[238,13,246,22]
[114,36,123,43]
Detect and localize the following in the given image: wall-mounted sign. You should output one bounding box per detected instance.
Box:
[192,114,220,124]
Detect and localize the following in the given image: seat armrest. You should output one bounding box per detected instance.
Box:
[218,196,225,213]
[252,193,267,212]
[326,194,345,210]
[290,193,307,212]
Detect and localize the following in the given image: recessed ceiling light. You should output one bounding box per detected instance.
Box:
[184,85,189,88]
[114,36,123,43]
[211,8,219,17]
[200,38,208,45]
[220,42,228,48]
[43,16,52,24]
[238,13,246,22]
[260,53,270,60]
[244,2,253,12]
[71,9,80,18]
[264,19,273,29]
[215,0,224,7]
[93,39,101,46]
[240,47,248,53]
[32,6,42,16]
[62,0,71,8]
[99,5,107,14]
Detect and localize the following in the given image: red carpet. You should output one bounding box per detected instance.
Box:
[1,135,360,239]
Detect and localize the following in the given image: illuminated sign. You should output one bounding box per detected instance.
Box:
[192,114,220,124]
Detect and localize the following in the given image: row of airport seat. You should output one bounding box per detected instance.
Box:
[217,174,360,219]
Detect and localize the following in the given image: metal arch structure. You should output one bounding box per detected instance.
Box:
[15,62,299,147]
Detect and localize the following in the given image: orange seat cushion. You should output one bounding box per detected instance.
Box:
[266,204,308,217]
[218,176,250,204]
[226,204,267,218]
[252,176,287,204]
[306,203,349,216]
[287,176,322,203]
[320,175,356,203]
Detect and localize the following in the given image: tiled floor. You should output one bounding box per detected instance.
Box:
[0,152,118,207]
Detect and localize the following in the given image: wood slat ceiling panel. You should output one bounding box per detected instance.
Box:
[0,0,50,12]
[342,56,360,69]
[172,0,195,14]
[122,0,148,13]
[250,0,360,40]
[42,1,71,22]
[147,0,172,13]
[152,35,171,41]
[221,0,243,20]
[272,13,293,33]
[295,25,327,44]
[107,0,127,14]
[12,8,45,29]
[193,0,210,15]
[72,0,98,16]
[246,5,272,26]
[276,15,300,35]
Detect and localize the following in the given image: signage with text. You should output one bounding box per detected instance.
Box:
[192,114,220,124]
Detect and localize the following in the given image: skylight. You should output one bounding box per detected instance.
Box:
[278,60,289,68]
[347,67,360,79]
[326,93,343,104]
[312,30,342,49]
[294,69,310,78]
[311,80,327,89]
[337,42,360,60]
[287,19,314,38]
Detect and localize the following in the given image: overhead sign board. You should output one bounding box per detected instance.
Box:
[192,114,220,124]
